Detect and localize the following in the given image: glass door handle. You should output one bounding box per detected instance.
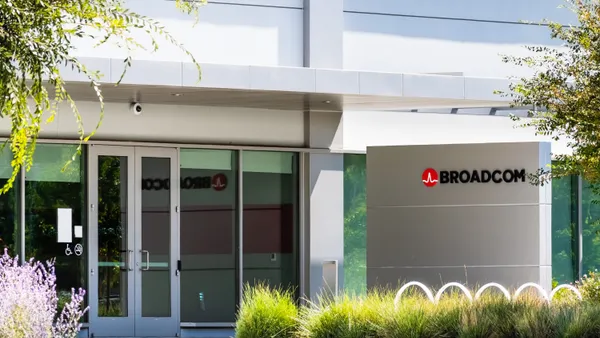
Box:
[127,249,133,271]
[141,250,150,271]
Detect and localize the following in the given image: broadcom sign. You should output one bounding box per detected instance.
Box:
[422,168,526,187]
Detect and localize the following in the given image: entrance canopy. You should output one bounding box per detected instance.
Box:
[60,57,514,112]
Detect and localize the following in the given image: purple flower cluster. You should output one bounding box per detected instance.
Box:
[0,249,89,337]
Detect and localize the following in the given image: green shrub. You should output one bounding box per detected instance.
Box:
[512,297,559,337]
[563,303,600,338]
[235,285,600,338]
[379,294,438,337]
[577,270,600,303]
[552,279,581,302]
[458,295,515,337]
[297,291,385,338]
[235,283,298,338]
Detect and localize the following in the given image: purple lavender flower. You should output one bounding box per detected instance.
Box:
[0,249,89,337]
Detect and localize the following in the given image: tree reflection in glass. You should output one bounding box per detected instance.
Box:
[24,144,86,313]
[97,156,128,317]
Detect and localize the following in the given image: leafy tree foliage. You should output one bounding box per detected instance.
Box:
[501,0,600,187]
[0,0,205,193]
[503,0,600,276]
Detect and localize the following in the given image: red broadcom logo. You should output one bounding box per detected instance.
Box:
[211,173,227,191]
[422,168,439,187]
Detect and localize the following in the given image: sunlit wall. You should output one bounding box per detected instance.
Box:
[343,154,582,295]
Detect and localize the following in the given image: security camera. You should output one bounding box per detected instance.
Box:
[130,102,143,115]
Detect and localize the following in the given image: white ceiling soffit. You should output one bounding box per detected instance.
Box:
[57,57,514,112]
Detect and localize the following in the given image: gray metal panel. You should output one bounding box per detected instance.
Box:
[403,74,464,99]
[58,57,111,83]
[59,57,513,103]
[359,72,403,96]
[182,63,250,89]
[53,101,306,147]
[367,205,542,267]
[464,77,512,102]
[112,59,182,87]
[366,142,552,291]
[315,69,360,95]
[367,266,544,290]
[304,111,343,150]
[366,142,545,207]
[304,0,344,68]
[250,66,316,92]
[307,153,344,299]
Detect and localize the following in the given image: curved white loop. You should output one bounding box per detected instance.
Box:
[474,283,511,301]
[513,282,549,302]
[434,282,473,303]
[549,284,583,301]
[394,281,435,307]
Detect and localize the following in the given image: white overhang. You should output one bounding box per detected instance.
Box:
[60,57,514,111]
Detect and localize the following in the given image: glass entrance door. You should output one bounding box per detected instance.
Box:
[88,146,135,337]
[134,147,179,336]
[88,146,179,337]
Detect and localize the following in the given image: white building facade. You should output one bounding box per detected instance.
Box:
[0,1,587,337]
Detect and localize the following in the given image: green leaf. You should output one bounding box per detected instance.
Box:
[0,0,205,194]
[503,0,600,187]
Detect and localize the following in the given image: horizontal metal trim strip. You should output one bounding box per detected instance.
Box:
[181,322,235,327]
[368,203,546,208]
[0,138,336,154]
[166,0,302,10]
[81,322,237,328]
[209,0,302,9]
[337,150,562,160]
[343,10,549,27]
[374,264,551,269]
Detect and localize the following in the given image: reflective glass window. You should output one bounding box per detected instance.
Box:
[242,151,299,293]
[179,149,238,322]
[24,144,87,305]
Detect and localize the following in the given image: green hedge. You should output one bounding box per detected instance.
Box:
[235,284,600,338]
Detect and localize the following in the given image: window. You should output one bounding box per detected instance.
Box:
[179,149,238,323]
[24,144,87,305]
[582,181,600,275]
[0,148,20,256]
[552,175,578,283]
[242,151,299,293]
[96,155,129,317]
[343,154,367,296]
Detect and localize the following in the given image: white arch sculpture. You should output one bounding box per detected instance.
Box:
[474,283,511,301]
[394,282,582,308]
[434,282,473,303]
[394,281,435,307]
[512,282,550,302]
[549,284,583,301]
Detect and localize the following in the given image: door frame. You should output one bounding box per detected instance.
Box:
[133,146,180,337]
[87,145,180,337]
[88,145,136,337]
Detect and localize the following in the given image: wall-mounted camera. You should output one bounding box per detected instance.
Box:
[130,102,143,115]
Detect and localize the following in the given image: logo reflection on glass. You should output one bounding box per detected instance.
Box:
[142,173,228,191]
